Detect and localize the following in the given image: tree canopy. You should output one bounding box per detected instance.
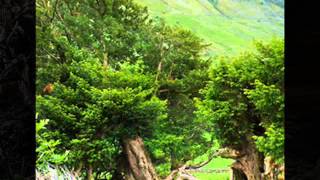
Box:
[36,0,212,178]
[194,38,284,179]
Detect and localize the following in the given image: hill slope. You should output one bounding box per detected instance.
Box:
[135,0,284,56]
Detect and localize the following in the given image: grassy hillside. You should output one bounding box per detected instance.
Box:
[135,0,284,56]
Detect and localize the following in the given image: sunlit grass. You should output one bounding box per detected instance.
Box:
[190,158,232,180]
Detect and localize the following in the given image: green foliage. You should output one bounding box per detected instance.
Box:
[39,0,211,176]
[36,0,152,91]
[36,1,210,172]
[195,38,284,162]
[253,123,284,164]
[37,54,167,176]
[36,114,69,171]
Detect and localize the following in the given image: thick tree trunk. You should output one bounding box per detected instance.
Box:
[120,136,159,180]
[231,142,264,180]
[231,167,248,180]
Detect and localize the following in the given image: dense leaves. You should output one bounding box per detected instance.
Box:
[37,54,167,176]
[36,0,211,178]
[36,115,69,171]
[195,38,284,163]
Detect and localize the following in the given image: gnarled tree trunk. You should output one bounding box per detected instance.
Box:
[231,167,248,180]
[118,136,159,180]
[231,142,264,180]
[216,137,264,180]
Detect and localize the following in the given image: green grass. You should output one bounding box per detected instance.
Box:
[201,157,233,170]
[188,152,234,180]
[135,0,284,56]
[190,157,233,180]
[192,172,230,180]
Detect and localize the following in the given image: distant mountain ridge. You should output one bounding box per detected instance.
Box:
[135,0,284,55]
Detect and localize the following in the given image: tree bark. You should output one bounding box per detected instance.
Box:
[120,136,159,180]
[231,141,264,180]
[231,167,248,180]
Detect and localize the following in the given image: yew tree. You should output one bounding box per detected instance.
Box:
[37,53,167,179]
[36,0,211,179]
[195,39,284,180]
